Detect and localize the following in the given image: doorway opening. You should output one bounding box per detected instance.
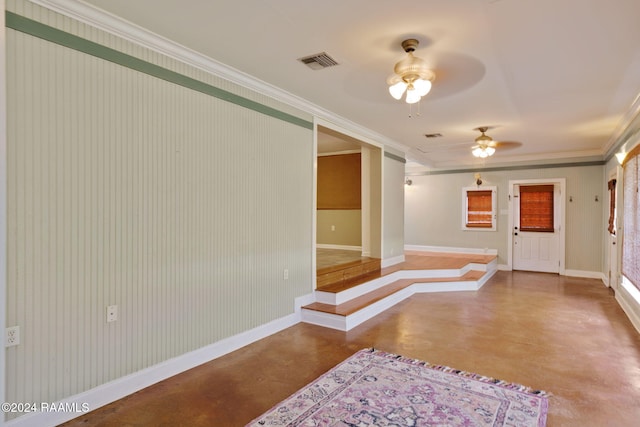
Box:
[315,124,382,289]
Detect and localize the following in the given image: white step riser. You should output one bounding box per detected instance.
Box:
[303,265,498,331]
[315,267,472,305]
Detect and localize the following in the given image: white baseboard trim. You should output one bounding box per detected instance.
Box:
[294,293,316,315]
[616,278,640,335]
[316,244,362,251]
[404,245,498,255]
[6,294,314,427]
[381,254,405,268]
[497,264,510,271]
[564,270,606,281]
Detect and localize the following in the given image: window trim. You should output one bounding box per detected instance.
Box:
[462,186,497,231]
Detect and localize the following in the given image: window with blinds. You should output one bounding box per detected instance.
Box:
[622,146,640,291]
[462,187,496,231]
[519,185,554,232]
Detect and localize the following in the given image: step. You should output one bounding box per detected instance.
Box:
[317,257,381,290]
[315,259,495,306]
[302,257,498,331]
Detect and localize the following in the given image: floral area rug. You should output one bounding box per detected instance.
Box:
[247,348,549,426]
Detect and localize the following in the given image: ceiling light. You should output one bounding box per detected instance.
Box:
[472,127,497,158]
[387,39,435,105]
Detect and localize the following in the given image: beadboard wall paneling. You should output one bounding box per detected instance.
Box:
[5,7,313,419]
[383,153,405,259]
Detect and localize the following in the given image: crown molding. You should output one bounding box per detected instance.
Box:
[603,92,640,158]
[27,0,410,155]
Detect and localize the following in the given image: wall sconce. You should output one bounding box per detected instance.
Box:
[405,178,413,186]
[474,173,482,186]
[615,151,627,165]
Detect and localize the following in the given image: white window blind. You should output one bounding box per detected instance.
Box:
[623,146,640,290]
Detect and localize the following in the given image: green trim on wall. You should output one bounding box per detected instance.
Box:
[408,160,605,176]
[384,151,406,164]
[5,11,313,130]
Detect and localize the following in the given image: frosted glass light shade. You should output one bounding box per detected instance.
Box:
[388,81,407,100]
[472,146,495,158]
[405,87,421,104]
[413,78,432,96]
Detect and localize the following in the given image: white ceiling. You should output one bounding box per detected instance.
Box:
[79,0,640,169]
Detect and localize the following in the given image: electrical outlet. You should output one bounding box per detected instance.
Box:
[107,305,118,323]
[6,326,20,347]
[283,269,289,280]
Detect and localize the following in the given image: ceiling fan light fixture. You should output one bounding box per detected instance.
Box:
[387,39,435,106]
[472,126,497,158]
[472,145,496,158]
[475,134,492,145]
[472,147,487,158]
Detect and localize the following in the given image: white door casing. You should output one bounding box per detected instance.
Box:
[508,179,566,274]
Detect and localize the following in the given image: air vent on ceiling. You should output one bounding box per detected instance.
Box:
[424,133,443,138]
[298,52,339,70]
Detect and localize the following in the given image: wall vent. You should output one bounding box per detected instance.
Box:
[298,52,339,70]
[424,133,443,138]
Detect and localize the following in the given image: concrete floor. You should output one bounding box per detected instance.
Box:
[61,271,640,426]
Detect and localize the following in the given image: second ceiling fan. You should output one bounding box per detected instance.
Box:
[472,127,498,158]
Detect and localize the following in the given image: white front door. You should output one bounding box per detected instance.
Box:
[512,183,561,273]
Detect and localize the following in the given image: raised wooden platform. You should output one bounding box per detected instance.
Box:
[317,257,381,291]
[304,251,498,331]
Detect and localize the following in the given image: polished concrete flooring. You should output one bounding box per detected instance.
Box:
[61,271,640,426]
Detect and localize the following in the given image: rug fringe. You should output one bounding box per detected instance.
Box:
[363,348,552,398]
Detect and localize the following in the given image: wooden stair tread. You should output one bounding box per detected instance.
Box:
[318,254,496,294]
[381,252,497,275]
[305,270,486,316]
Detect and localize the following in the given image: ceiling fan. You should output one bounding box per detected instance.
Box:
[471,126,497,158]
[415,127,522,156]
[471,126,524,158]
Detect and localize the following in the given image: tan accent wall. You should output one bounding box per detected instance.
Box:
[317,153,361,209]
